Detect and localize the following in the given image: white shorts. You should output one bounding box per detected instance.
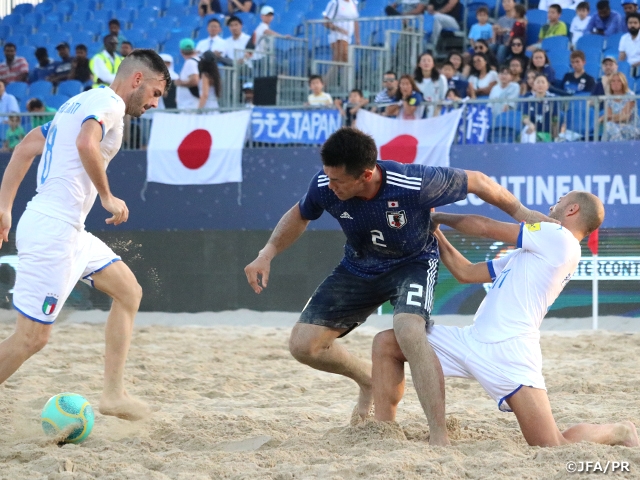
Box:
[13,210,120,324]
[427,325,546,412]
[328,32,353,44]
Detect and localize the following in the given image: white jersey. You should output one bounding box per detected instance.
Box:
[27,87,125,230]
[469,222,581,343]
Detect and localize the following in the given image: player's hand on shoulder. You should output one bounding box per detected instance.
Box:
[244,255,271,294]
[101,195,129,225]
[521,209,560,225]
[0,210,11,248]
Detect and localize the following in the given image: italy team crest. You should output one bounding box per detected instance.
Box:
[386,210,407,229]
[42,296,58,316]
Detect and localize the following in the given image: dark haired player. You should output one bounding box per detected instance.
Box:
[245,127,555,445]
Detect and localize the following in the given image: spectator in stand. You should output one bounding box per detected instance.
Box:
[337,88,368,127]
[504,36,529,71]
[198,0,223,15]
[251,6,289,68]
[374,70,399,105]
[521,69,537,95]
[0,80,19,114]
[28,47,56,84]
[2,115,24,152]
[197,51,222,112]
[307,74,333,106]
[602,72,639,140]
[467,52,498,98]
[174,38,201,110]
[528,4,568,51]
[386,0,462,48]
[447,52,468,79]
[619,13,640,70]
[562,50,595,94]
[469,6,493,50]
[509,57,525,85]
[242,81,254,107]
[90,34,123,88]
[69,44,93,87]
[489,65,520,112]
[48,42,73,85]
[323,0,360,65]
[585,0,625,35]
[0,44,29,85]
[120,41,133,58]
[108,19,127,49]
[26,98,56,127]
[414,52,447,116]
[196,18,226,56]
[441,61,468,97]
[223,16,252,62]
[228,0,253,13]
[158,53,178,109]
[538,0,580,10]
[396,74,424,119]
[622,0,639,16]
[496,5,527,64]
[521,74,559,143]
[570,2,591,45]
[529,48,556,84]
[493,0,517,51]
[592,55,618,94]
[472,40,499,70]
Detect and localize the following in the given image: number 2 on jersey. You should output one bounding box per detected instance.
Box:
[41,124,58,184]
[371,230,387,248]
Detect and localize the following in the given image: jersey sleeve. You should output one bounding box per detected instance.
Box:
[298,173,326,220]
[81,93,123,141]
[516,221,574,266]
[419,167,468,207]
[487,249,516,280]
[40,121,52,138]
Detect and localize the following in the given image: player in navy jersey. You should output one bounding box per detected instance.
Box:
[244,128,556,446]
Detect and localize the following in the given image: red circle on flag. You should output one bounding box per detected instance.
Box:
[380,135,419,164]
[178,129,212,169]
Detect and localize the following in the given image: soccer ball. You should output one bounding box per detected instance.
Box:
[41,393,94,444]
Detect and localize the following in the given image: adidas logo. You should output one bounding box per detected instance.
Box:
[340,211,353,220]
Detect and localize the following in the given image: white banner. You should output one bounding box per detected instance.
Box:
[147,110,251,185]
[356,109,463,167]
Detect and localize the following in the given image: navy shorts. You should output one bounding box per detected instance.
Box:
[299,258,439,336]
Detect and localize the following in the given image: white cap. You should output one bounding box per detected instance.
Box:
[242,81,254,90]
[260,5,274,15]
[159,53,173,64]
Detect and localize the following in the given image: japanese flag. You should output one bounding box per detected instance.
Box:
[356,109,462,167]
[147,111,251,185]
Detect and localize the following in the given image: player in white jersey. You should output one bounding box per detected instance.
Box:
[373,191,639,447]
[0,49,170,421]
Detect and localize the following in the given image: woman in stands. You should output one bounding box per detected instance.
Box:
[396,74,424,120]
[504,36,529,71]
[323,0,360,65]
[197,51,222,112]
[414,52,447,117]
[472,40,498,71]
[227,0,253,13]
[509,57,525,90]
[602,72,640,141]
[467,52,498,98]
[521,69,536,96]
[520,73,559,143]
[447,52,469,79]
[529,49,556,85]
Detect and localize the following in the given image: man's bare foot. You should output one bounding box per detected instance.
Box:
[618,421,639,447]
[350,386,375,426]
[99,391,151,421]
[428,431,451,446]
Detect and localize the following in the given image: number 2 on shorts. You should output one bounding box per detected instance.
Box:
[406,283,431,309]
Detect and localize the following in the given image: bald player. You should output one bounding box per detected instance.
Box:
[0,49,170,420]
[373,191,639,447]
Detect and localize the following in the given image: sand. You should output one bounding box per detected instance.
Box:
[1,310,640,479]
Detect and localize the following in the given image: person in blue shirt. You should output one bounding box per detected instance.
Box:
[244,127,555,446]
[585,0,625,35]
[468,6,494,50]
[28,47,56,84]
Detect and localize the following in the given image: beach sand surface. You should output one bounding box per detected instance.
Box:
[1,310,639,479]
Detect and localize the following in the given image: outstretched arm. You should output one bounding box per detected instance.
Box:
[0,126,46,248]
[244,204,310,293]
[465,170,557,224]
[433,227,492,284]
[432,212,521,244]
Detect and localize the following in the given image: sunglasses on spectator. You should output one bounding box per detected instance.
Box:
[512,42,523,46]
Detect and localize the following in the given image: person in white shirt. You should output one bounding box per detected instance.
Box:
[619,13,640,67]
[197,51,221,112]
[250,5,287,71]
[570,2,591,45]
[307,74,333,106]
[174,38,201,110]
[489,65,520,112]
[195,18,226,56]
[414,52,448,117]
[0,50,171,422]
[373,193,639,448]
[223,15,252,63]
[323,0,360,64]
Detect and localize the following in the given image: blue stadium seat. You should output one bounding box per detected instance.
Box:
[147,26,171,43]
[83,20,105,36]
[306,3,326,19]
[44,12,65,24]
[0,25,11,38]
[115,7,137,24]
[22,12,44,27]
[553,62,572,83]
[72,31,98,47]
[57,1,77,16]
[11,24,33,36]
[165,4,189,17]
[178,15,201,33]
[29,80,54,98]
[560,9,575,26]
[57,80,83,98]
[155,16,179,30]
[37,22,60,35]
[5,34,28,46]
[584,60,601,79]
[44,94,69,109]
[581,47,602,65]
[63,21,83,33]
[547,49,570,68]
[34,2,55,15]
[48,32,73,47]
[542,35,569,53]
[617,60,631,79]
[489,110,522,143]
[605,32,624,50]
[101,0,124,11]
[146,0,170,8]
[125,28,147,45]
[526,24,541,48]
[92,10,116,23]
[564,104,595,140]
[602,46,618,59]
[134,38,159,49]
[12,3,34,16]
[28,32,50,48]
[576,34,605,52]
[75,0,100,12]
[526,9,548,26]
[1,13,23,27]
[138,6,162,19]
[6,82,28,102]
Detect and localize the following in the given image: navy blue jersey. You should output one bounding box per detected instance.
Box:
[299,160,468,277]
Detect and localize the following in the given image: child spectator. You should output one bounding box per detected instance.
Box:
[529,48,556,85]
[570,2,591,45]
[510,4,527,40]
[337,88,368,127]
[447,52,468,79]
[3,115,24,152]
[562,50,595,94]
[521,73,559,143]
[441,61,468,97]
[467,52,498,98]
[307,75,333,106]
[528,4,567,51]
[469,6,493,49]
[489,65,520,112]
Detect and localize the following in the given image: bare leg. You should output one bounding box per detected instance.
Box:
[0,313,51,384]
[92,261,147,421]
[372,330,406,422]
[393,313,449,446]
[289,322,373,418]
[507,386,639,447]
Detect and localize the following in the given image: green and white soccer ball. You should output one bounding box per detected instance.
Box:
[41,393,94,444]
